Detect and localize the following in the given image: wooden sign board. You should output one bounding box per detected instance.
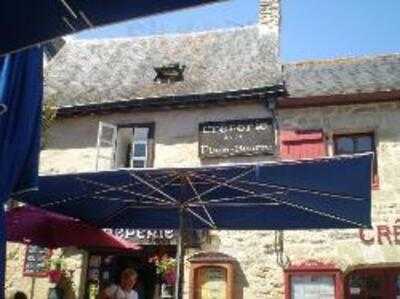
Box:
[23,245,51,277]
[199,118,275,158]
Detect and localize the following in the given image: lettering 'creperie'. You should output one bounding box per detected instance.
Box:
[359,219,400,245]
[103,229,176,243]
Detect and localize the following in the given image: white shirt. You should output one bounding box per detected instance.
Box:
[104,284,138,299]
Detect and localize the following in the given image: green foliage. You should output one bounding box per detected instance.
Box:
[155,256,176,276]
[149,254,176,276]
[49,256,66,270]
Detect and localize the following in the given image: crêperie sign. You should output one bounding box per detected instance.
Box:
[105,229,204,247]
[199,118,275,158]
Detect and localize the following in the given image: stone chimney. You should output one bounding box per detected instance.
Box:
[259,0,281,36]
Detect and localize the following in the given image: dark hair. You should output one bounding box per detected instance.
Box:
[14,292,28,299]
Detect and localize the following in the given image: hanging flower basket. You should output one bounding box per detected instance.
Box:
[149,254,176,283]
[48,256,65,283]
[149,253,176,298]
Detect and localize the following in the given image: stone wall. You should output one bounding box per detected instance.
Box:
[5,244,86,299]
[7,100,400,298]
[39,103,274,174]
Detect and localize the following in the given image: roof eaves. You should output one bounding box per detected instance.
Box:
[56,85,285,117]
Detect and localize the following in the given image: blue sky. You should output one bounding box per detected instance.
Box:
[76,0,400,62]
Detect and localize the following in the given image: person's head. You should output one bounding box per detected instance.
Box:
[120,268,138,291]
[14,292,28,299]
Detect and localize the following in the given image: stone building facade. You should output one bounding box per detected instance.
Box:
[6,0,400,298]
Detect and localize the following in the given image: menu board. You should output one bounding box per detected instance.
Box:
[23,245,51,277]
[199,267,227,299]
[291,275,334,299]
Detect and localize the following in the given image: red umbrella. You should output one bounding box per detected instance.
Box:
[6,206,141,250]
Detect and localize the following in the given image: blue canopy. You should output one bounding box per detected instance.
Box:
[16,154,372,230]
[0,0,223,56]
[0,47,43,298]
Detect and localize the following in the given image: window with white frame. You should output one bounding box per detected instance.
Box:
[130,127,150,168]
[96,122,154,170]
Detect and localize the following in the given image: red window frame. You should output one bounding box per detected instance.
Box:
[284,260,343,299]
[333,132,379,189]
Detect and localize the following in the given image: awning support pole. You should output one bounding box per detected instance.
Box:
[175,206,185,299]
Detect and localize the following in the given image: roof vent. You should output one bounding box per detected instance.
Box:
[154,63,185,84]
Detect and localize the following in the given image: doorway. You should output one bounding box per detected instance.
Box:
[345,267,400,299]
[85,246,176,299]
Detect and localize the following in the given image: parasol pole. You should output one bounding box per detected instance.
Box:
[175,206,185,299]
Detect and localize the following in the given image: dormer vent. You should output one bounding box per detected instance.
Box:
[154,63,185,84]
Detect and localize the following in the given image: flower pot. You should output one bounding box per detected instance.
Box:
[160,283,174,298]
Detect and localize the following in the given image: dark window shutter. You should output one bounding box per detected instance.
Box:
[280,130,326,160]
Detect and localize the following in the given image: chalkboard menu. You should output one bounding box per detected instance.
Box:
[23,245,51,277]
[199,118,275,158]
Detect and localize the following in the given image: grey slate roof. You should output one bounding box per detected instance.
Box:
[284,54,400,98]
[45,26,280,107]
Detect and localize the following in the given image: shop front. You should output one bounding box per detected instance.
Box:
[345,267,400,299]
[284,261,400,299]
[85,229,203,299]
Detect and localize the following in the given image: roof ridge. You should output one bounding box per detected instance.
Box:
[67,24,260,45]
[284,52,400,68]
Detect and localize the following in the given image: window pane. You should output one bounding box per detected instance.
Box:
[356,136,373,152]
[132,160,145,168]
[133,143,146,157]
[335,137,354,154]
[133,127,149,141]
[334,133,377,179]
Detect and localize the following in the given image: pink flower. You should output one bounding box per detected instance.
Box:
[48,270,62,283]
[163,270,176,285]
